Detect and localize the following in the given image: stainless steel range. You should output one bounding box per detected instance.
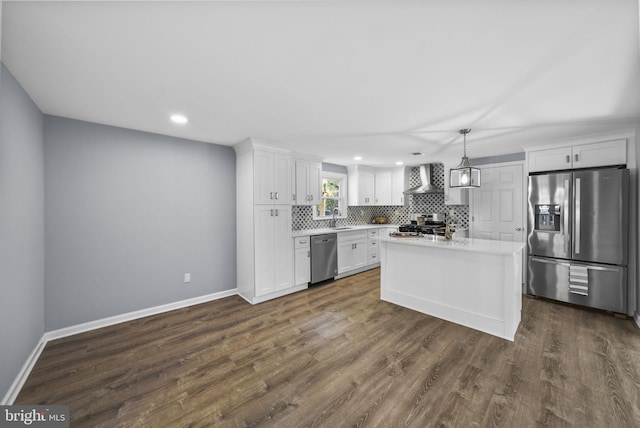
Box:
[399,213,448,235]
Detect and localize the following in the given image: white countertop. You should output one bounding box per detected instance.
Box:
[379,235,524,255]
[292,224,399,238]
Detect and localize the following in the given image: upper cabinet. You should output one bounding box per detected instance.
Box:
[254,149,292,205]
[349,165,407,206]
[374,170,392,205]
[348,165,375,206]
[527,139,627,173]
[391,166,408,206]
[294,159,322,206]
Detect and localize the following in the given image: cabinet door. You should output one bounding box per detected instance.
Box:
[360,171,375,205]
[352,239,368,269]
[254,206,276,296]
[391,167,405,205]
[572,140,626,169]
[294,247,311,286]
[375,171,392,205]
[308,162,322,205]
[273,206,293,291]
[272,153,292,204]
[527,147,572,172]
[254,150,275,204]
[338,241,355,274]
[295,161,310,205]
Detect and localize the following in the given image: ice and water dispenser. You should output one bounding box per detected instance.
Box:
[534,204,561,232]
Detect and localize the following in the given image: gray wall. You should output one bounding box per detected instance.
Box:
[322,162,347,174]
[471,152,525,166]
[0,64,45,399]
[637,124,640,321]
[44,116,236,330]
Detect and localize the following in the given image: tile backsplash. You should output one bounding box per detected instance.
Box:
[291,201,469,231]
[292,164,469,231]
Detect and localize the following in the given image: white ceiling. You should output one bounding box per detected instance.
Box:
[2,0,640,166]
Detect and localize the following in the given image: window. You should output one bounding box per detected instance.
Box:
[313,172,347,220]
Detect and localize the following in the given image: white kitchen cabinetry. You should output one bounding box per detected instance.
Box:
[254,206,293,296]
[374,170,392,205]
[527,140,627,172]
[293,236,311,286]
[391,167,407,205]
[367,228,380,264]
[254,149,292,205]
[234,138,301,304]
[338,230,368,274]
[347,165,375,206]
[294,160,322,205]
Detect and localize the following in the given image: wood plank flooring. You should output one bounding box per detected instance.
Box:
[16,268,640,427]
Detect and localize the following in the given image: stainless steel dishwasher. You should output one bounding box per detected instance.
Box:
[310,233,338,285]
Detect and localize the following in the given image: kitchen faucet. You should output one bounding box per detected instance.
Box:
[330,207,340,228]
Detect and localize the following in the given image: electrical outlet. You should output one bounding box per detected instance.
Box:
[184,273,191,283]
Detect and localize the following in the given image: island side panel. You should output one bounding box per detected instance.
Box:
[380,240,521,341]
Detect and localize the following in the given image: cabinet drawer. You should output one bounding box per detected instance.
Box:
[368,239,378,249]
[294,236,310,249]
[338,230,368,242]
[368,249,379,263]
[368,228,379,238]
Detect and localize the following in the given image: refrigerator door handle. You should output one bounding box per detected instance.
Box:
[575,177,581,254]
[563,178,570,254]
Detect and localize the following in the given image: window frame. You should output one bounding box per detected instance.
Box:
[312,171,348,220]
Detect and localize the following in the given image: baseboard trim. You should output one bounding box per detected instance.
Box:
[634,312,640,329]
[45,288,238,342]
[1,288,238,404]
[1,335,47,405]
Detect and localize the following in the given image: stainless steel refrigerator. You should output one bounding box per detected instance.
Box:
[527,167,629,313]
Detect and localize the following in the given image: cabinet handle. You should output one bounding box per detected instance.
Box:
[270,209,274,216]
[307,250,310,257]
[400,196,403,204]
[292,194,296,201]
[575,154,579,162]
[515,227,523,231]
[270,192,274,199]
[275,192,279,200]
[310,195,313,201]
[275,209,279,216]
[566,155,570,163]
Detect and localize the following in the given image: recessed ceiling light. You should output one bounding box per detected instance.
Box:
[353,156,362,161]
[395,161,404,166]
[170,114,188,125]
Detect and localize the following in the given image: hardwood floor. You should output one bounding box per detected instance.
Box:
[16,268,640,427]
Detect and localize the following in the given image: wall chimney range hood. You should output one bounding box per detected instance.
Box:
[403,164,443,194]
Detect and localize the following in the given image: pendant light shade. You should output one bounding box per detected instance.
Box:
[449,129,481,188]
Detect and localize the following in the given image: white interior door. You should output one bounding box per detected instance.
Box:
[471,163,525,242]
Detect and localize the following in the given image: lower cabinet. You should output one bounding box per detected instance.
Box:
[294,236,311,286]
[338,231,368,274]
[254,206,293,297]
[368,228,380,264]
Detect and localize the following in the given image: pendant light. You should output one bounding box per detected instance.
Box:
[449,128,481,188]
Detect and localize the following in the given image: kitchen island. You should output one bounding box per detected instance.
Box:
[379,235,525,341]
